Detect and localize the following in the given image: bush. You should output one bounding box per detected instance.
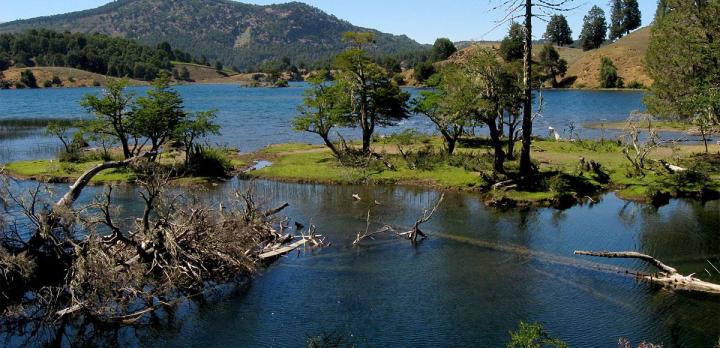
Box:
[188,147,233,177]
[19,70,37,88]
[52,75,62,85]
[599,57,623,88]
[57,149,83,163]
[92,80,101,87]
[413,62,436,84]
[626,80,645,89]
[43,80,53,88]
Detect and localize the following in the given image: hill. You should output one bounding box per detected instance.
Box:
[2,67,146,88]
[428,27,650,89]
[0,0,428,71]
[565,27,651,88]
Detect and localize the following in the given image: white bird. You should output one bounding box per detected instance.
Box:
[548,126,561,141]
[352,194,361,201]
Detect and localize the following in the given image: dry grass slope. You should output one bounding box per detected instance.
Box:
[2,67,146,88]
[566,27,651,88]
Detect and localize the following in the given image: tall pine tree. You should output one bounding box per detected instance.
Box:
[609,0,625,40]
[543,15,574,46]
[579,6,607,51]
[622,0,642,35]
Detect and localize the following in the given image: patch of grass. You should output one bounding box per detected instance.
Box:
[261,143,320,154]
[4,159,133,183]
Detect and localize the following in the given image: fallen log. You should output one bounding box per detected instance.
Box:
[258,238,309,260]
[574,250,720,294]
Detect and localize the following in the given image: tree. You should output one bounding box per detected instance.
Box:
[599,57,623,88]
[645,0,719,123]
[622,0,642,35]
[215,61,223,72]
[579,6,607,51]
[431,38,457,61]
[80,79,139,159]
[334,32,410,154]
[507,321,568,348]
[538,44,568,88]
[180,66,191,81]
[177,110,221,168]
[609,0,625,41]
[500,23,525,62]
[412,67,472,155]
[413,62,436,84]
[292,70,346,157]
[46,121,73,153]
[133,72,187,154]
[543,15,573,46]
[19,69,37,88]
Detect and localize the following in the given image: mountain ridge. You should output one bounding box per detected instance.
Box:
[0,0,428,70]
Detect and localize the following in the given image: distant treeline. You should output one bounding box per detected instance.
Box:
[0,29,196,80]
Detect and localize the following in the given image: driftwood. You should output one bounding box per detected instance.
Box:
[55,152,155,208]
[574,250,720,294]
[398,193,445,242]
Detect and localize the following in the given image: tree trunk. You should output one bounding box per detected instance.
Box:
[519,0,534,176]
[489,121,506,174]
[321,134,341,157]
[362,127,372,154]
[447,137,456,155]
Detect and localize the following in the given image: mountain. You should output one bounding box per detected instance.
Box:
[0,0,428,70]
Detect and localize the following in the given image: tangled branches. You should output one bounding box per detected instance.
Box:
[0,159,293,345]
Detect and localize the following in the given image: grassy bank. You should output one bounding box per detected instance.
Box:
[242,136,720,207]
[3,148,247,186]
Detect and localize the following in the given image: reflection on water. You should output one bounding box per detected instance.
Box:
[17,179,713,347]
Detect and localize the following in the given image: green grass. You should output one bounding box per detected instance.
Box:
[5,159,134,183]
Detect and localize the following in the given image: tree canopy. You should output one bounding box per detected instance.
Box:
[599,57,623,88]
[0,29,195,80]
[431,38,457,62]
[543,15,573,46]
[610,0,642,40]
[538,45,568,88]
[609,0,625,41]
[579,6,608,51]
[645,0,720,122]
[500,23,525,62]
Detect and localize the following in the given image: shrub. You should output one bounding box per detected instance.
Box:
[626,80,645,89]
[52,75,62,85]
[188,147,233,177]
[92,80,101,87]
[43,80,53,88]
[599,57,623,88]
[413,62,436,84]
[19,70,38,88]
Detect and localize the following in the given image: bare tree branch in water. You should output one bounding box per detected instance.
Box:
[0,157,318,346]
[354,193,445,245]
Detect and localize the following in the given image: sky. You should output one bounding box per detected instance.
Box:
[0,0,658,44]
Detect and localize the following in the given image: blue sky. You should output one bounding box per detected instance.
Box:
[0,0,658,44]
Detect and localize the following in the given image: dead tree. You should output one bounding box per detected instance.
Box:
[354,193,445,245]
[620,114,661,176]
[575,250,720,294]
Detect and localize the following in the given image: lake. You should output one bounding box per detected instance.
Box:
[1,85,718,347]
[0,84,648,164]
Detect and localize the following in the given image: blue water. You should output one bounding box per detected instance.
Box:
[0,84,648,164]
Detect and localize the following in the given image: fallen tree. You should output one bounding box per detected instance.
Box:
[0,156,320,346]
[574,250,720,294]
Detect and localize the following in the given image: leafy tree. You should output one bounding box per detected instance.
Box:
[579,6,607,51]
[599,57,623,88]
[507,321,568,348]
[215,61,223,72]
[0,53,9,71]
[80,79,139,159]
[645,0,719,123]
[500,23,525,61]
[19,70,37,88]
[292,70,346,157]
[46,121,73,153]
[543,15,573,46]
[176,110,221,168]
[133,72,187,154]
[609,0,625,41]
[431,38,457,61]
[538,44,568,88]
[334,32,410,154]
[622,0,642,35]
[413,62,436,84]
[51,75,61,85]
[412,66,474,155]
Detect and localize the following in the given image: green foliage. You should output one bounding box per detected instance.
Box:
[42,80,53,88]
[538,44,568,88]
[413,62,436,84]
[188,147,233,177]
[625,80,645,89]
[644,0,719,123]
[431,38,457,61]
[622,0,642,34]
[0,29,194,81]
[214,61,223,72]
[334,34,411,153]
[81,78,138,159]
[599,57,623,88]
[179,66,191,81]
[19,70,37,88]
[500,23,525,61]
[609,0,625,41]
[543,15,573,46]
[580,6,607,51]
[51,75,62,85]
[507,321,568,348]
[133,71,187,152]
[292,70,346,156]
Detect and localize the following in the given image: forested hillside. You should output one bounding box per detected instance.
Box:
[0,0,429,70]
[0,29,194,81]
